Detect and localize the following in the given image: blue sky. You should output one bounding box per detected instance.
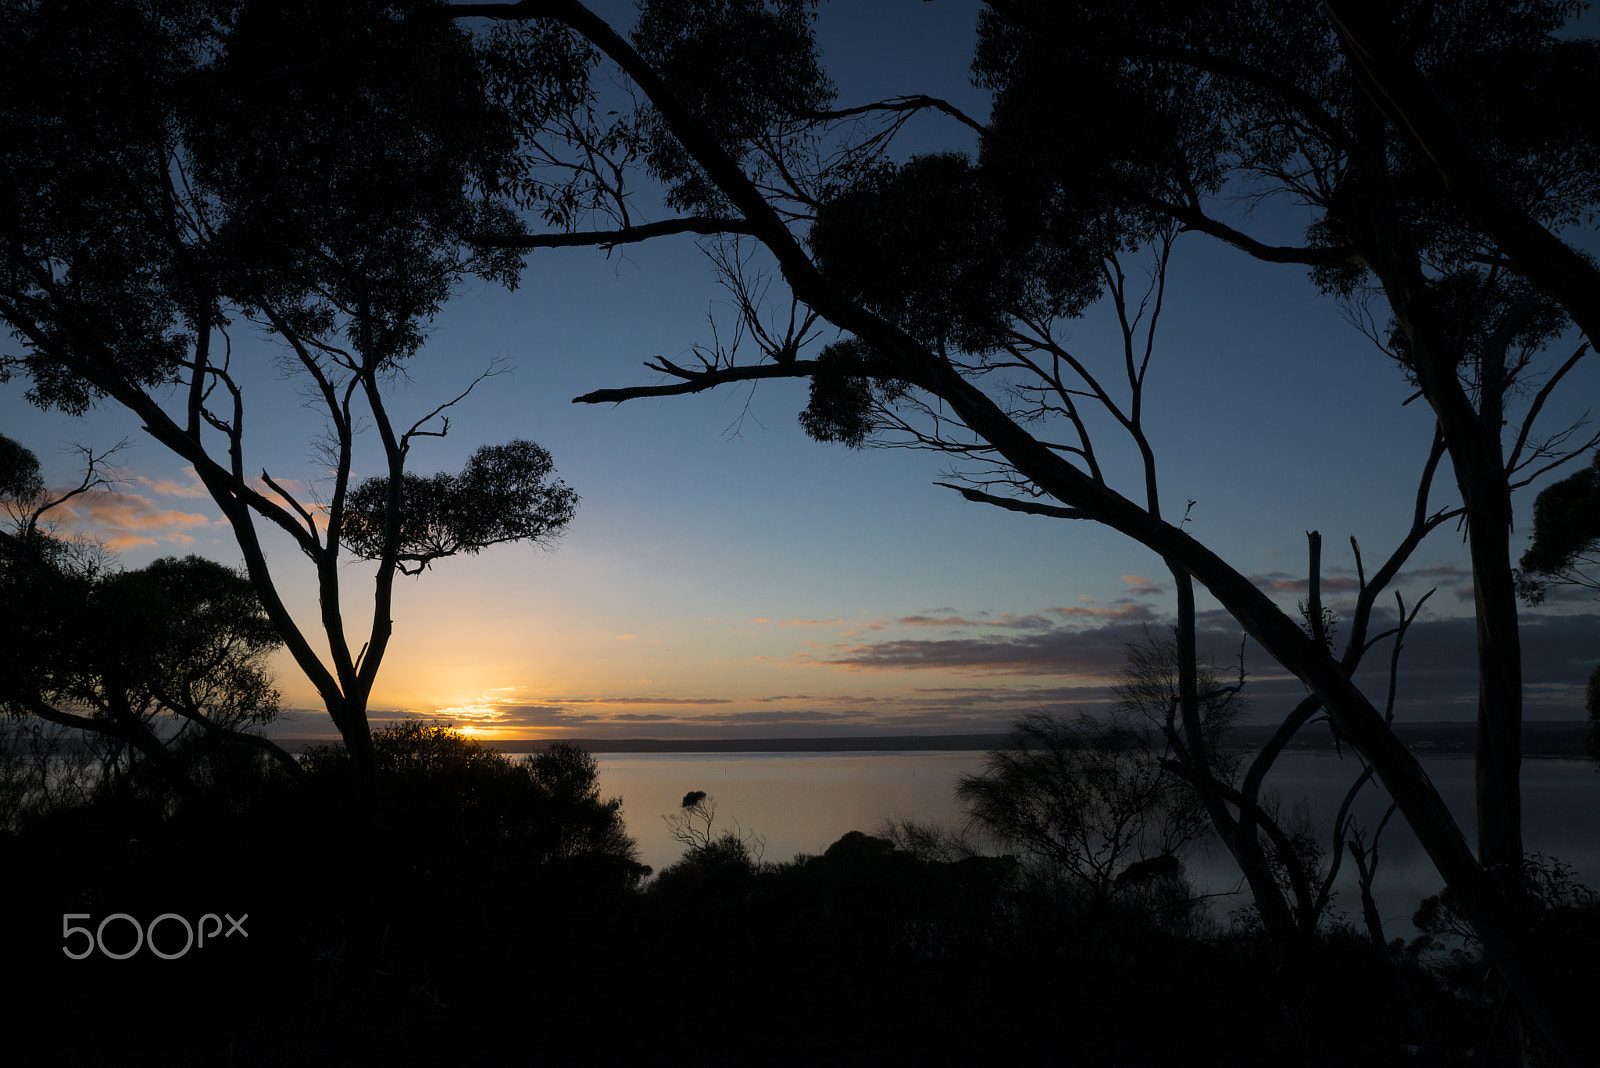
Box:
[5,1,1599,739]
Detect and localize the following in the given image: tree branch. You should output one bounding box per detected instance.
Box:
[573,357,825,404]
[933,481,1088,520]
[475,215,758,249]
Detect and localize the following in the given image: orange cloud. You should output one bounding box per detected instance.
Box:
[1122,574,1165,596]
[1046,603,1155,620]
[44,487,212,549]
[134,467,209,498]
[1246,571,1364,593]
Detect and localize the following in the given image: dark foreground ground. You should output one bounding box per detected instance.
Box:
[4,728,1597,1066]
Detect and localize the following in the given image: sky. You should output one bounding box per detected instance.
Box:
[5,1,1600,742]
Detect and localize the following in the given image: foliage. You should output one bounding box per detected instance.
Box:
[659,787,765,875]
[0,434,43,502]
[1519,449,1600,604]
[809,152,1103,356]
[632,0,834,213]
[302,723,647,877]
[794,339,910,448]
[1410,854,1600,1057]
[1516,448,1600,764]
[0,0,586,788]
[341,439,578,574]
[957,709,1203,907]
[551,5,1600,1049]
[972,0,1600,279]
[0,545,288,790]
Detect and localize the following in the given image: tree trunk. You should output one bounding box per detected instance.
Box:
[340,704,379,800]
[1468,479,1524,871]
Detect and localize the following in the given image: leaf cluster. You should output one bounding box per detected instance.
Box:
[795,339,909,449]
[0,0,530,409]
[1518,448,1600,602]
[810,152,1105,355]
[339,439,578,573]
[632,0,835,213]
[303,724,645,872]
[0,0,214,412]
[0,551,283,733]
[957,709,1202,901]
[181,0,528,361]
[973,1,1600,298]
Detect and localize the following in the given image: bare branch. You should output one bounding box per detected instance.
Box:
[802,94,988,136]
[933,482,1089,520]
[474,215,759,249]
[574,356,825,404]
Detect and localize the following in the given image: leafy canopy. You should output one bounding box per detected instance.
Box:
[340,439,578,574]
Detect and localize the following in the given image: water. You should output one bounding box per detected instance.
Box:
[597,750,1600,936]
[597,750,979,872]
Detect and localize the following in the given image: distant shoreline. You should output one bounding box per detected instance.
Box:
[271,720,1592,758]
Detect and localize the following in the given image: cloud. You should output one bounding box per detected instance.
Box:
[813,618,1172,676]
[1046,603,1157,621]
[897,612,1056,630]
[134,468,209,499]
[1122,574,1165,596]
[716,709,848,724]
[551,695,737,706]
[1249,571,1363,593]
[745,692,888,705]
[45,487,212,550]
[1399,564,1472,582]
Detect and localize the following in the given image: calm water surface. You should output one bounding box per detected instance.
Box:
[597,750,1600,936]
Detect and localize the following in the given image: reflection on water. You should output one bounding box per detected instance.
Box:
[598,750,1600,935]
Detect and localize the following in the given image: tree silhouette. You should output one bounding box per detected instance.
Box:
[1518,448,1600,762]
[0,441,297,796]
[661,788,765,870]
[1520,450,1600,605]
[0,1,582,795]
[958,710,1204,909]
[301,723,646,877]
[496,2,1598,1054]
[965,0,1600,881]
[341,439,577,575]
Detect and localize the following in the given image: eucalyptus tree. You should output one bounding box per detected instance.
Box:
[963,0,1600,883]
[0,438,296,793]
[0,1,584,795]
[0,551,298,796]
[1518,448,1600,762]
[446,0,1600,1055]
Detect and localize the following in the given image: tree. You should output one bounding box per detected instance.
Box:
[460,1,1599,1055]
[662,788,765,869]
[1519,449,1600,603]
[0,1,584,795]
[1,438,297,796]
[301,723,648,877]
[958,709,1206,909]
[1518,448,1600,762]
[341,439,577,575]
[965,0,1600,878]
